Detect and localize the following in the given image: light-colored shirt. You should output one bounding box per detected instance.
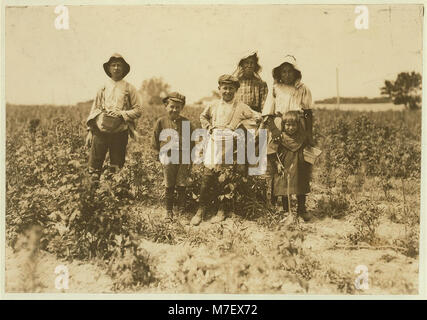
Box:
[213,99,235,128]
[103,79,132,112]
[200,98,261,131]
[200,99,261,169]
[262,81,313,116]
[87,78,142,138]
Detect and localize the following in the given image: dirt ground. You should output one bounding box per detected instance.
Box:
[6,202,418,295]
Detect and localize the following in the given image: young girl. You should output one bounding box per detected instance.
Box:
[273,111,312,221]
[232,51,268,113]
[262,55,315,209]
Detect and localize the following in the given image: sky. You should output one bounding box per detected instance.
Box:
[5,4,424,105]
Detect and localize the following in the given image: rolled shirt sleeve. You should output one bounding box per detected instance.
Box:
[120,84,143,122]
[200,105,213,131]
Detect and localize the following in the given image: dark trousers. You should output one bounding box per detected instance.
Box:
[198,170,236,212]
[199,173,219,208]
[165,186,186,211]
[282,194,306,213]
[89,130,128,173]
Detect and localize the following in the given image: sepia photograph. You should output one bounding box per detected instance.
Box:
[2,2,425,296]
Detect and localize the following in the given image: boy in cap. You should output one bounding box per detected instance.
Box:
[152,92,195,220]
[190,74,262,226]
[86,53,142,180]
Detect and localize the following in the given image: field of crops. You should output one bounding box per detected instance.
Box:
[5,102,421,294]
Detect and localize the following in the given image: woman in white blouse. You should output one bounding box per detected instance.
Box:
[263,55,314,146]
[261,55,314,209]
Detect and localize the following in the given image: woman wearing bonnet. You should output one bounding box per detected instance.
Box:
[261,55,315,208]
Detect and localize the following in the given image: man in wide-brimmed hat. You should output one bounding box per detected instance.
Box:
[86,53,142,180]
[232,51,268,113]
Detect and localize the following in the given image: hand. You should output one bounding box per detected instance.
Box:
[85,131,93,148]
[106,110,123,118]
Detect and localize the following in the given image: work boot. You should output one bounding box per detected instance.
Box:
[211,206,226,223]
[297,194,312,222]
[190,207,205,226]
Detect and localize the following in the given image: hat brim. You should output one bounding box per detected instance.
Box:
[103,57,130,78]
[218,81,240,89]
[238,53,261,73]
[162,97,185,104]
[272,62,302,82]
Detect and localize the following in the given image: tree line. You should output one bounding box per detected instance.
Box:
[109,71,424,110]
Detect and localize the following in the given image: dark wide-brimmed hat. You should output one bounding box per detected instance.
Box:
[103,53,130,78]
[238,51,261,72]
[272,55,302,83]
[162,92,186,105]
[218,74,240,88]
[232,50,263,80]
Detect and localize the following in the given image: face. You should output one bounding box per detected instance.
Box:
[284,120,297,135]
[280,64,297,85]
[241,57,256,76]
[165,100,183,120]
[218,84,238,102]
[109,61,124,81]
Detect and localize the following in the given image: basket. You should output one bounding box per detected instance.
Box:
[99,113,123,131]
[303,146,322,164]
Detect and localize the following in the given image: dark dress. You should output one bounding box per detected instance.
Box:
[273,144,311,196]
[272,115,312,196]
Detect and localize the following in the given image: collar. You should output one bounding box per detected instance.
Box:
[281,130,305,152]
[220,97,235,106]
[274,79,303,89]
[107,78,124,86]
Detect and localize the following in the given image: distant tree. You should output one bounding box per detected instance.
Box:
[139,77,170,106]
[381,72,422,110]
[194,90,221,105]
[315,96,391,104]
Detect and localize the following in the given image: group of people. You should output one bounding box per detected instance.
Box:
[85,51,315,225]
